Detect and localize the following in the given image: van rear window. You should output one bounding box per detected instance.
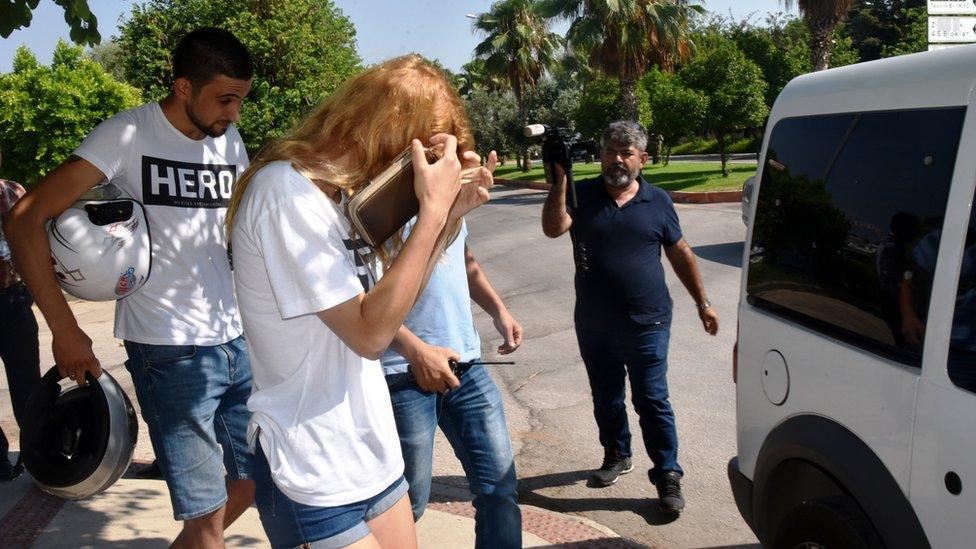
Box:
[747,107,966,366]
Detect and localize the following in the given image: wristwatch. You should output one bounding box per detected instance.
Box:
[696,300,712,311]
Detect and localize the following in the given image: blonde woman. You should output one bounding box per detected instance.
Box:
[226,55,492,548]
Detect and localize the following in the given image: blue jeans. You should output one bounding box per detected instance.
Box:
[386,363,521,549]
[124,335,253,520]
[575,324,683,483]
[0,282,40,461]
[253,440,409,549]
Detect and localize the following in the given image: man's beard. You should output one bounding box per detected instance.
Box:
[602,163,635,188]
[185,103,228,138]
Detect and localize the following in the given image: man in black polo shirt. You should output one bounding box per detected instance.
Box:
[541,121,719,514]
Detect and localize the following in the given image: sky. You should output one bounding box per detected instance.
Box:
[0,0,795,74]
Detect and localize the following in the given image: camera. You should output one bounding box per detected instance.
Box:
[523,124,597,167]
[523,123,591,277]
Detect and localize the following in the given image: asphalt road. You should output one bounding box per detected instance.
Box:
[2,184,757,548]
[449,186,758,549]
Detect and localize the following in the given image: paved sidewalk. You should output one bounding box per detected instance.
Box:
[0,299,638,548]
[0,457,634,548]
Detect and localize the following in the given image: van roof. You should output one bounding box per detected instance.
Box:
[772,45,976,121]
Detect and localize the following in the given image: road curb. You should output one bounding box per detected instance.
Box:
[667,189,742,204]
[495,178,549,191]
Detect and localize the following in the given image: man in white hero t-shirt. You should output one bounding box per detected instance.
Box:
[6,28,255,548]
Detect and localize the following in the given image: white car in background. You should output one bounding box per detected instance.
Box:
[729,45,976,548]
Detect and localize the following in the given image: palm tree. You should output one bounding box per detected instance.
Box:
[459,59,508,96]
[783,0,854,71]
[473,0,562,170]
[541,0,702,122]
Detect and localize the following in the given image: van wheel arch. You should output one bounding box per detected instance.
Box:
[751,414,929,549]
[773,494,883,549]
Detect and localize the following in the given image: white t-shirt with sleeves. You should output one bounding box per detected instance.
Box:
[231,160,403,507]
[72,102,248,345]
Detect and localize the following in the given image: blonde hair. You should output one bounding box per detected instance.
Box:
[226,54,474,265]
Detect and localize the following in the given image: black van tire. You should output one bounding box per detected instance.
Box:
[773,495,883,549]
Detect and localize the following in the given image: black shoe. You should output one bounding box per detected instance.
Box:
[655,471,685,514]
[589,449,633,487]
[0,458,23,482]
[135,460,164,480]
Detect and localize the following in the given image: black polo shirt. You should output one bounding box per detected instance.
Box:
[570,175,683,330]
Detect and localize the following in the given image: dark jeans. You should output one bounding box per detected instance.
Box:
[386,363,521,549]
[575,323,683,483]
[0,281,41,461]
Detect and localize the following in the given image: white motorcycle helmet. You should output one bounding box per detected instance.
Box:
[48,184,151,301]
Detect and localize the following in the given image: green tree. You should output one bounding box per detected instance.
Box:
[0,0,99,45]
[472,0,562,170]
[686,13,732,59]
[526,79,581,130]
[782,0,854,71]
[465,79,579,167]
[770,15,859,71]
[0,42,141,186]
[542,0,702,122]
[842,0,925,62]
[116,0,361,153]
[723,14,857,107]
[680,44,768,176]
[549,50,594,91]
[464,88,520,163]
[729,21,803,107]
[87,40,125,81]
[576,76,651,142]
[642,68,705,164]
[458,59,507,97]
[879,5,926,58]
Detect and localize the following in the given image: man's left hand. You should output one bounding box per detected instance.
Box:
[699,306,719,336]
[494,310,523,354]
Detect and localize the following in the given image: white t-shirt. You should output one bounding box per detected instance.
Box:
[232,161,404,507]
[73,102,248,345]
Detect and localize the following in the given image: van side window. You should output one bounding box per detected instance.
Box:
[948,204,976,393]
[748,108,966,366]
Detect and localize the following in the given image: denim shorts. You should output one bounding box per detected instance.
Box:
[253,440,409,548]
[124,335,253,520]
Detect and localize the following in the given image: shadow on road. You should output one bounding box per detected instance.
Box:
[692,241,744,268]
[488,189,548,207]
[515,470,681,527]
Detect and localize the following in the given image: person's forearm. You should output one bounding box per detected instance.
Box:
[390,325,425,363]
[466,251,505,318]
[5,205,79,332]
[666,244,708,305]
[359,209,448,350]
[542,171,572,238]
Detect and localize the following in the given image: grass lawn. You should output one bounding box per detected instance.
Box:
[494,161,756,192]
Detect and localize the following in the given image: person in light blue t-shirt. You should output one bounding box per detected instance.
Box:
[382,216,523,549]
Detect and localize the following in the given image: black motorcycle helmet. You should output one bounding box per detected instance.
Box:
[20,366,138,499]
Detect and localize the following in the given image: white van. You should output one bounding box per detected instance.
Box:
[742,175,757,225]
[729,46,976,549]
